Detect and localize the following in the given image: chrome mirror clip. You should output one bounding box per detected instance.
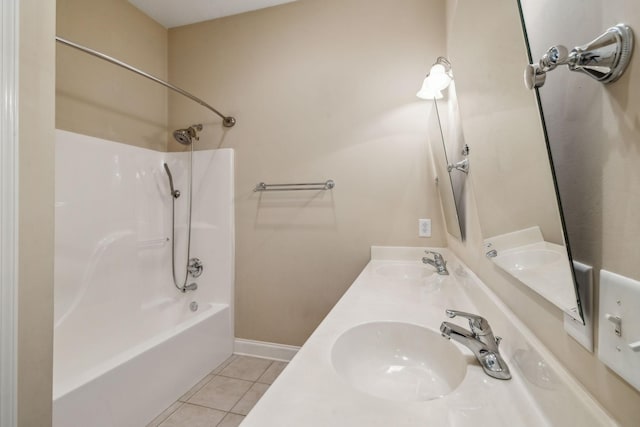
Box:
[524,23,634,89]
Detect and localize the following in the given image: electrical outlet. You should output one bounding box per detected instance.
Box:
[419,219,431,237]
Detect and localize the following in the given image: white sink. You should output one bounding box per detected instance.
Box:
[497,248,561,272]
[374,263,435,281]
[331,321,467,401]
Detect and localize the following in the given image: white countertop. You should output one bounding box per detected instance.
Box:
[241,247,615,427]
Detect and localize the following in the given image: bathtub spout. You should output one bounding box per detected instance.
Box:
[183,283,198,292]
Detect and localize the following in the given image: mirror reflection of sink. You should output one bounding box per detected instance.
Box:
[498,249,561,272]
[331,322,467,402]
[374,263,435,281]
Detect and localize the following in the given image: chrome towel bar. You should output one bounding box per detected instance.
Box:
[254,180,335,192]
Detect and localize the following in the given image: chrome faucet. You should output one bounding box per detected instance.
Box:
[440,309,511,380]
[422,250,449,275]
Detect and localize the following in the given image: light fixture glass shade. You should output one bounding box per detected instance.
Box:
[416,77,443,99]
[416,57,453,100]
[427,63,452,91]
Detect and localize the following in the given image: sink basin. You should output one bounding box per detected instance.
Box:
[331,322,466,401]
[374,263,435,281]
[497,249,561,272]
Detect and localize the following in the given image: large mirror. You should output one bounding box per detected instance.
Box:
[516,1,637,324]
[516,4,601,277]
[446,0,584,321]
[426,79,467,242]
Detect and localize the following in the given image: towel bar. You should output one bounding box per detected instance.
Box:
[254,180,335,192]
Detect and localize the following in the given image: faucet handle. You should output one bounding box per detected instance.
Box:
[424,250,443,260]
[445,309,491,335]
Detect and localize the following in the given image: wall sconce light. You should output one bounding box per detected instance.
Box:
[416,56,453,99]
[416,82,443,100]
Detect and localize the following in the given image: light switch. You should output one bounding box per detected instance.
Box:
[597,270,640,392]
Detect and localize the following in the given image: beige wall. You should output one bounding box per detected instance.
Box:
[599,2,640,282]
[169,0,448,345]
[56,0,169,150]
[446,0,640,425]
[18,0,56,425]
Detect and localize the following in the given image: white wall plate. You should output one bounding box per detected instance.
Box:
[597,269,640,392]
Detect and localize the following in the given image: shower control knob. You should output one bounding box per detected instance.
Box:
[187,258,204,278]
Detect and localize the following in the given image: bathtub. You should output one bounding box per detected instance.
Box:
[53,130,235,426]
[53,303,232,427]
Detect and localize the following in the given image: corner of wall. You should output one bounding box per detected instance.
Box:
[18,0,56,425]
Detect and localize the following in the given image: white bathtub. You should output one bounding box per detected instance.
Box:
[53,131,235,427]
[53,303,232,427]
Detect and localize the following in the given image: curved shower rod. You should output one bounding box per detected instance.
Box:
[55,36,236,127]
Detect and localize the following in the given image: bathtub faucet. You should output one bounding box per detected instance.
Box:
[440,309,511,380]
[422,250,449,275]
[182,282,198,292]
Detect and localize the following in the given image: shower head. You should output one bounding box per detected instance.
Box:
[173,124,203,145]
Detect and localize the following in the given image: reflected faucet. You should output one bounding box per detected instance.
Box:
[422,250,449,275]
[440,309,511,380]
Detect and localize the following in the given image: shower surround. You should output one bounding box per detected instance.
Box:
[52,130,234,427]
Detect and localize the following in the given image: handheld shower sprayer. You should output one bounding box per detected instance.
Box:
[163,163,180,198]
[163,123,205,294]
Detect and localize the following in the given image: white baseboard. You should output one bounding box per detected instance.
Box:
[234,338,300,362]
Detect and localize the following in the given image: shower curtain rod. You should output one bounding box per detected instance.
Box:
[55,36,236,128]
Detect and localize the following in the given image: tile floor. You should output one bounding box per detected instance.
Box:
[147,355,288,427]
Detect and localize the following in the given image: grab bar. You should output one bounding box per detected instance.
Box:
[254,180,336,192]
[137,237,170,248]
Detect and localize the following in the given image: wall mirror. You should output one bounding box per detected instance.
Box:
[515,2,636,322]
[446,0,584,321]
[425,79,467,242]
[516,2,601,278]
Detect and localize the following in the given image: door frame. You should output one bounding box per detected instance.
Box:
[0,1,20,426]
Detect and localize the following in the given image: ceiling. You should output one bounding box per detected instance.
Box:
[128,0,299,28]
